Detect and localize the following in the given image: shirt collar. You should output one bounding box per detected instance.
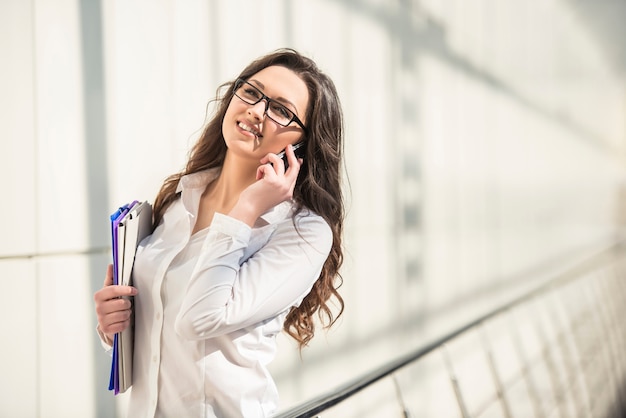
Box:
[258,201,293,225]
[176,169,221,193]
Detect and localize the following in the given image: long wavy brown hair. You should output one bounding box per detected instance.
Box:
[152,49,345,349]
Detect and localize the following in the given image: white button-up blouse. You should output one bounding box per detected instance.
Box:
[123,169,332,417]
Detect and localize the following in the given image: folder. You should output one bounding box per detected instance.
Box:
[108,200,153,394]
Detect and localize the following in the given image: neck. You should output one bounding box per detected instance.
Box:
[206,151,257,206]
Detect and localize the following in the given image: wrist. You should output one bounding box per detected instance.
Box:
[96,324,114,346]
[228,200,260,227]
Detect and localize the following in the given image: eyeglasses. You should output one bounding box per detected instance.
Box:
[233,79,307,132]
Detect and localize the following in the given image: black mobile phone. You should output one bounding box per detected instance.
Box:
[276,142,306,169]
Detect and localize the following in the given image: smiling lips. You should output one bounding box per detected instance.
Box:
[238,121,262,138]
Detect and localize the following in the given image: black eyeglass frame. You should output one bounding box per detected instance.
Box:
[233,78,307,132]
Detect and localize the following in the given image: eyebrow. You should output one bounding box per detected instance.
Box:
[248,79,299,115]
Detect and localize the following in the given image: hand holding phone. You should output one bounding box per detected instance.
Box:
[236,142,306,226]
[276,141,305,169]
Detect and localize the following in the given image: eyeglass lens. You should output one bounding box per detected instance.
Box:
[235,81,296,127]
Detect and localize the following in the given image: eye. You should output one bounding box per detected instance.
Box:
[269,102,292,119]
[242,87,262,100]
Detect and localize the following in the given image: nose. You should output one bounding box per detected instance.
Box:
[247,99,268,121]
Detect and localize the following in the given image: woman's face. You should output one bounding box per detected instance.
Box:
[222,65,309,166]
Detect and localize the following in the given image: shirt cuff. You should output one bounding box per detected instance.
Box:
[96,324,113,355]
[211,213,252,242]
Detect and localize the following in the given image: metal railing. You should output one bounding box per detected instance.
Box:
[275,242,626,418]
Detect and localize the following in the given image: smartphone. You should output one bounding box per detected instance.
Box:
[276,141,306,169]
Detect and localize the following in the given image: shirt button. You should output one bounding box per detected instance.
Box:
[152,355,157,363]
[156,312,161,320]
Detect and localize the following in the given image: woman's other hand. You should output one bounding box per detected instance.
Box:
[94,264,138,345]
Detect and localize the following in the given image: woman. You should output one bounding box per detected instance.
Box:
[94,48,345,417]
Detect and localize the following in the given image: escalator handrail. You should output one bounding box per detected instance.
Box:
[274,241,621,418]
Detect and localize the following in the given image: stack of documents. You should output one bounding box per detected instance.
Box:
[109,200,153,394]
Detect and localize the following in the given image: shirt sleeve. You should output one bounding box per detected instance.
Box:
[174,211,333,340]
[96,324,114,355]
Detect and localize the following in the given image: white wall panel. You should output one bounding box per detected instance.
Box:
[101,0,179,205]
[0,260,38,418]
[0,1,37,256]
[38,255,96,418]
[33,0,88,253]
[170,0,215,169]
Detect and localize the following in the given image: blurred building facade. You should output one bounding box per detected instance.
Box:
[1,0,625,416]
